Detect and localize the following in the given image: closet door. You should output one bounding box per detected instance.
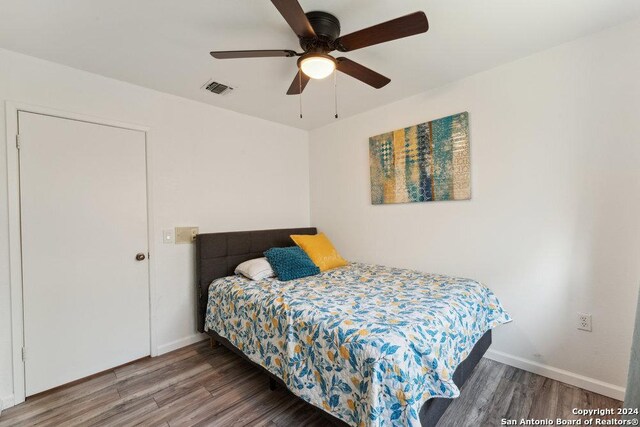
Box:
[19,112,150,395]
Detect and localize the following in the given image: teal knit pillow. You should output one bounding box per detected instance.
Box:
[264,246,321,281]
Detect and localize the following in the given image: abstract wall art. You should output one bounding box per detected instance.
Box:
[369,112,470,204]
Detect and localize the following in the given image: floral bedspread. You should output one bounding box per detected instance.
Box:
[205,263,511,426]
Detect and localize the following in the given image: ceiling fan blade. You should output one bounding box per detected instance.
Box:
[336,58,390,89]
[335,11,429,52]
[286,70,311,95]
[210,49,298,59]
[271,0,316,39]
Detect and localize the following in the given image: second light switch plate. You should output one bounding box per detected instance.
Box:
[175,226,199,244]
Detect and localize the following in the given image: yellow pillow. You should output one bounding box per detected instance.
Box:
[290,233,348,272]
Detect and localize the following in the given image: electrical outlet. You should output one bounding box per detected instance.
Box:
[578,313,592,332]
[175,226,199,244]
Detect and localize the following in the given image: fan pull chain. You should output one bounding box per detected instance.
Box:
[334,69,339,119]
[299,71,303,119]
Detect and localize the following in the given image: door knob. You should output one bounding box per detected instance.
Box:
[136,253,146,261]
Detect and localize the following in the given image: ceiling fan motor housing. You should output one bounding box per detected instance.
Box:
[300,11,341,52]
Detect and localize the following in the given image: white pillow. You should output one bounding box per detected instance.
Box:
[234,257,275,281]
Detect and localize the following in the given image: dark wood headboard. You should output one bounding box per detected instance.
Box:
[195,227,317,332]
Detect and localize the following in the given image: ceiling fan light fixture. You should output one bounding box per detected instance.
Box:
[299,53,336,80]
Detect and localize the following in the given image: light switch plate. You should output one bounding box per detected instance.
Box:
[162,229,175,244]
[175,226,199,244]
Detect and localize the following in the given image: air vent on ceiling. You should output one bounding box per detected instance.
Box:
[202,80,234,95]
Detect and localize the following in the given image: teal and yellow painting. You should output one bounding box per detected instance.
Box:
[369,112,470,204]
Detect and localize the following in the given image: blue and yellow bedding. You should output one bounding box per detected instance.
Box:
[205,263,511,426]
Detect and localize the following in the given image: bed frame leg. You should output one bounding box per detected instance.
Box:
[210,337,220,348]
[269,378,277,391]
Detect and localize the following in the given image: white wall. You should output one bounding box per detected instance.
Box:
[309,18,640,399]
[0,48,310,407]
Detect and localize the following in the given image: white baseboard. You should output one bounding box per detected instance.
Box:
[1,394,15,411]
[484,349,626,401]
[156,333,208,356]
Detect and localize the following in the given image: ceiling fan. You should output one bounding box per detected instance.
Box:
[210,0,429,95]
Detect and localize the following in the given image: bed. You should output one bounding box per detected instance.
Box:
[196,227,510,426]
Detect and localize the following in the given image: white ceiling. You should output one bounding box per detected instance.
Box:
[1,0,639,130]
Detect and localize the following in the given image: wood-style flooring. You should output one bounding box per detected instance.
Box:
[0,340,622,426]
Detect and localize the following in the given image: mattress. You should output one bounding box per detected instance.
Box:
[204,262,511,427]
